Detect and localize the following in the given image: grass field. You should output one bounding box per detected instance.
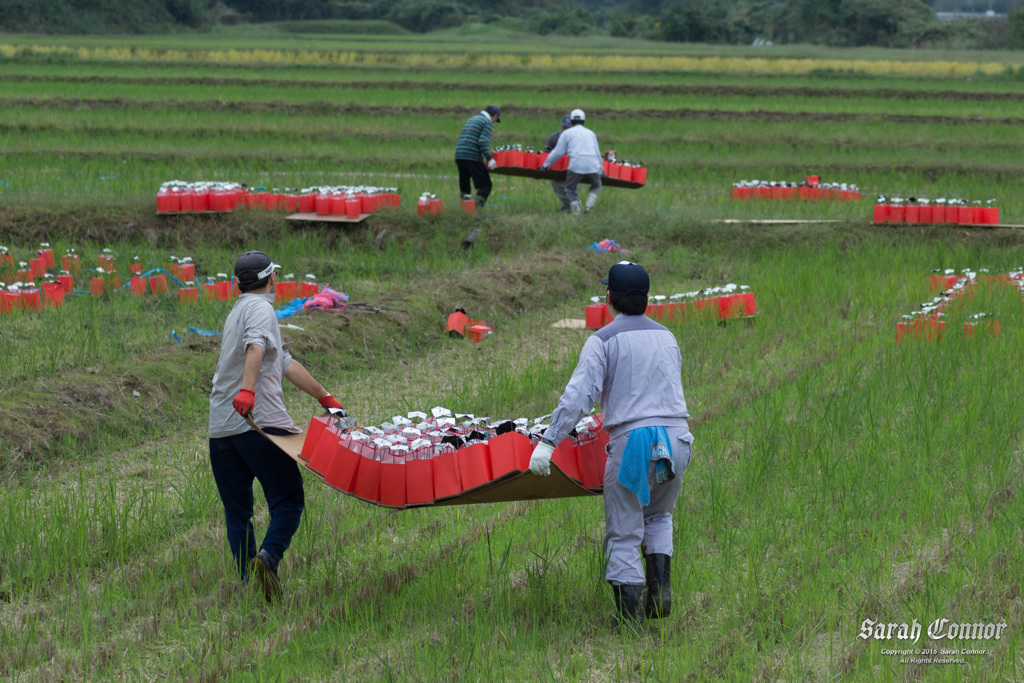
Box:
[2,25,1024,681]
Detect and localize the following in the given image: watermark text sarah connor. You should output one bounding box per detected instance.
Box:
[859,618,1007,645]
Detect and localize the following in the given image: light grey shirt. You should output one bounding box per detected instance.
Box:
[543,313,689,445]
[544,124,602,175]
[208,293,297,438]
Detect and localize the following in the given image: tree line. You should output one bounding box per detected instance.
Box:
[3,0,1024,50]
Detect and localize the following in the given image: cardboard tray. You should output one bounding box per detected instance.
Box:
[491,166,644,189]
[245,416,601,508]
[286,212,372,223]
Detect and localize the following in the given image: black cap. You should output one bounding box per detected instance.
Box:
[485,104,501,122]
[601,261,650,295]
[234,250,279,285]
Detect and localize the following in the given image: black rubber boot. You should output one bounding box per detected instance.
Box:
[612,584,644,628]
[644,553,671,619]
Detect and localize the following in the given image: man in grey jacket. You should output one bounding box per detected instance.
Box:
[540,108,602,214]
[529,261,693,626]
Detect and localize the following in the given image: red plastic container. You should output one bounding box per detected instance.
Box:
[130,277,147,296]
[585,303,606,329]
[323,443,361,491]
[298,193,316,213]
[56,274,73,293]
[984,207,999,224]
[958,206,973,225]
[21,288,42,311]
[632,167,647,185]
[457,443,492,492]
[905,205,920,224]
[431,451,462,501]
[462,198,476,215]
[91,277,104,296]
[551,440,581,482]
[345,196,361,218]
[467,324,491,342]
[488,431,531,478]
[352,455,382,502]
[315,194,331,215]
[0,291,18,314]
[149,274,169,295]
[577,431,609,488]
[300,281,319,298]
[405,458,435,505]
[872,204,886,223]
[739,292,757,316]
[42,282,65,308]
[330,194,345,216]
[429,198,443,216]
[275,281,299,303]
[215,280,232,301]
[379,459,407,508]
[179,287,198,303]
[61,254,80,272]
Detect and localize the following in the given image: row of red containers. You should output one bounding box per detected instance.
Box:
[895,318,1001,342]
[156,189,402,215]
[493,150,648,184]
[585,292,758,329]
[873,204,999,225]
[731,186,861,201]
[298,415,609,508]
[0,283,66,313]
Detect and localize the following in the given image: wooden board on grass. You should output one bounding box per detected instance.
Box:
[246,416,600,508]
[286,212,371,223]
[491,166,644,189]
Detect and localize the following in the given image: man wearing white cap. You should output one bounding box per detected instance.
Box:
[528,261,693,626]
[540,108,603,214]
[208,250,345,604]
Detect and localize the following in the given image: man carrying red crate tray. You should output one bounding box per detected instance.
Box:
[208,250,346,604]
[528,261,694,627]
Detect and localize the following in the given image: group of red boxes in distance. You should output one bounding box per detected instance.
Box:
[873,198,999,225]
[491,145,648,184]
[585,285,757,329]
[446,309,492,342]
[895,269,1021,342]
[0,246,321,314]
[298,409,608,508]
[156,181,402,217]
[730,176,861,201]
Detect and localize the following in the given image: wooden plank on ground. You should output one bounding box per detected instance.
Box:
[286,212,371,223]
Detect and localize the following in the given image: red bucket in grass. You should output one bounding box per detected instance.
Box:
[488,431,531,477]
[215,280,232,301]
[56,274,73,293]
[178,263,195,281]
[149,274,169,295]
[577,431,609,488]
[429,198,443,216]
[983,207,999,224]
[873,204,886,223]
[130,277,147,296]
[179,287,198,303]
[551,440,581,482]
[330,194,345,216]
[21,288,41,311]
[42,282,65,307]
[0,291,18,314]
[462,198,476,215]
[918,206,932,223]
[91,277,104,296]
[61,254,80,272]
[298,193,316,213]
[431,451,462,501]
[275,281,299,303]
[323,443,360,491]
[585,303,606,329]
[958,206,973,225]
[905,205,920,224]
[300,281,319,298]
[203,283,217,300]
[457,443,492,492]
[405,458,435,505]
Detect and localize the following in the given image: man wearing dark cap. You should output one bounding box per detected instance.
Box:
[208,250,345,603]
[454,104,501,209]
[542,114,572,212]
[528,261,694,627]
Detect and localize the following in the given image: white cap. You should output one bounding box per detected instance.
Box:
[570,108,585,122]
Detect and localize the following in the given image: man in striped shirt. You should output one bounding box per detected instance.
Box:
[455,104,500,209]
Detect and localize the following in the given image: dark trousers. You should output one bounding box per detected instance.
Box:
[456,159,492,205]
[209,428,305,580]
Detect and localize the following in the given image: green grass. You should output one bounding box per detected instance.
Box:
[2,30,1024,681]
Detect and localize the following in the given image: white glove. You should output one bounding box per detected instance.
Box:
[529,442,555,477]
[487,158,497,170]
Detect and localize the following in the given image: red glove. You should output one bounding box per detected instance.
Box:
[232,388,255,416]
[318,394,343,410]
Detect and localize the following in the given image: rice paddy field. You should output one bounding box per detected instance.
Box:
[2,25,1024,681]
